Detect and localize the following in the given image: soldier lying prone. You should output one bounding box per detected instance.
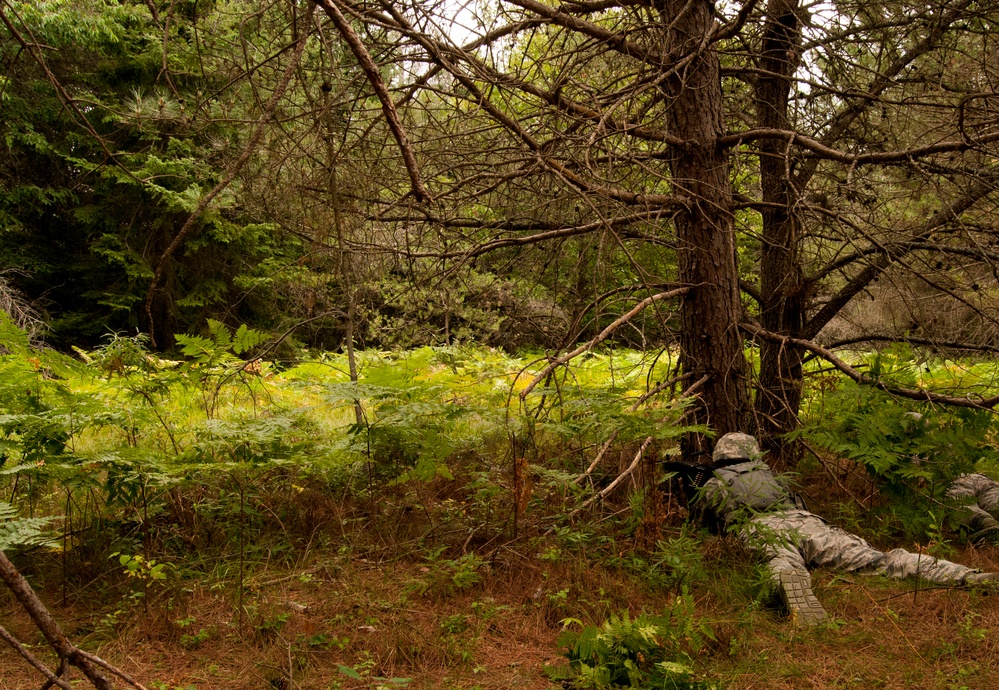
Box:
[666,433,998,626]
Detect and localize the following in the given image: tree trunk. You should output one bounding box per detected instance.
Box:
[328,144,364,428]
[754,0,806,465]
[659,0,748,460]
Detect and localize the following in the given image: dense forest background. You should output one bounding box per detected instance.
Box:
[3,1,999,688]
[4,0,999,451]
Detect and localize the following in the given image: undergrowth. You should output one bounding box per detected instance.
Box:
[1,315,999,688]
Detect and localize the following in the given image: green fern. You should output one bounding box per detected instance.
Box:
[799,355,999,540]
[207,319,232,350]
[0,501,55,551]
[176,320,265,364]
[556,601,716,689]
[0,310,32,355]
[232,324,266,355]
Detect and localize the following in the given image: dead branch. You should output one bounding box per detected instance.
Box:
[0,624,75,690]
[369,1,689,208]
[820,335,999,355]
[718,128,999,165]
[713,0,762,40]
[520,288,689,400]
[742,323,999,409]
[314,0,430,203]
[571,376,713,515]
[576,436,654,513]
[802,179,996,339]
[71,651,149,690]
[629,372,694,412]
[0,549,115,689]
[504,0,660,65]
[574,373,693,485]
[578,432,622,485]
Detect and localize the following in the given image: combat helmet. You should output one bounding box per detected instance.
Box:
[712,432,761,463]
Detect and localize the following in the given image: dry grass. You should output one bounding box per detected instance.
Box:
[3,543,999,689]
[3,461,999,689]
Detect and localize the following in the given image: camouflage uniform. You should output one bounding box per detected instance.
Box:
[703,433,995,626]
[947,473,999,538]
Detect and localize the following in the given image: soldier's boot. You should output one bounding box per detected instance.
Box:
[967,508,999,542]
[778,570,828,626]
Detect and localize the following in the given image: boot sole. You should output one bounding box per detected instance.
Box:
[779,570,828,626]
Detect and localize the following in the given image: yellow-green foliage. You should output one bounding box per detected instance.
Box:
[0,315,693,544]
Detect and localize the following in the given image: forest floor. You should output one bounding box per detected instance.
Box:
[2,463,999,689]
[3,538,999,689]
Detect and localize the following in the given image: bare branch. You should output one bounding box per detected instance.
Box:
[578,436,654,510]
[503,0,661,66]
[713,0,762,41]
[315,0,430,202]
[719,128,999,164]
[0,624,75,690]
[822,335,999,355]
[742,323,999,409]
[373,2,688,208]
[520,288,689,400]
[803,180,996,339]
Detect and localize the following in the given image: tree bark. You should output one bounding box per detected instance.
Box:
[754,0,805,465]
[659,0,748,460]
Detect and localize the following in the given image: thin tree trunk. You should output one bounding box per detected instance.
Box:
[754,0,806,465]
[329,160,364,427]
[659,0,748,460]
[345,285,363,426]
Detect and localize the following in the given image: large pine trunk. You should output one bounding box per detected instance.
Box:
[659,0,748,460]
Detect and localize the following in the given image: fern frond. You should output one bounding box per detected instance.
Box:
[0,501,56,550]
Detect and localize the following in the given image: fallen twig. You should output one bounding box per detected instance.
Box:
[574,436,655,515]
[0,549,149,690]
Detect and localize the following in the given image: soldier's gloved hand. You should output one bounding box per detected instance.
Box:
[964,572,999,586]
[971,523,999,543]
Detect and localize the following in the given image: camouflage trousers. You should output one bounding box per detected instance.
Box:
[745,510,983,586]
[947,474,999,536]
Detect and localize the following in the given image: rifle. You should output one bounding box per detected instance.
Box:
[662,458,712,499]
[663,455,808,519]
[659,457,721,530]
[661,455,749,501]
